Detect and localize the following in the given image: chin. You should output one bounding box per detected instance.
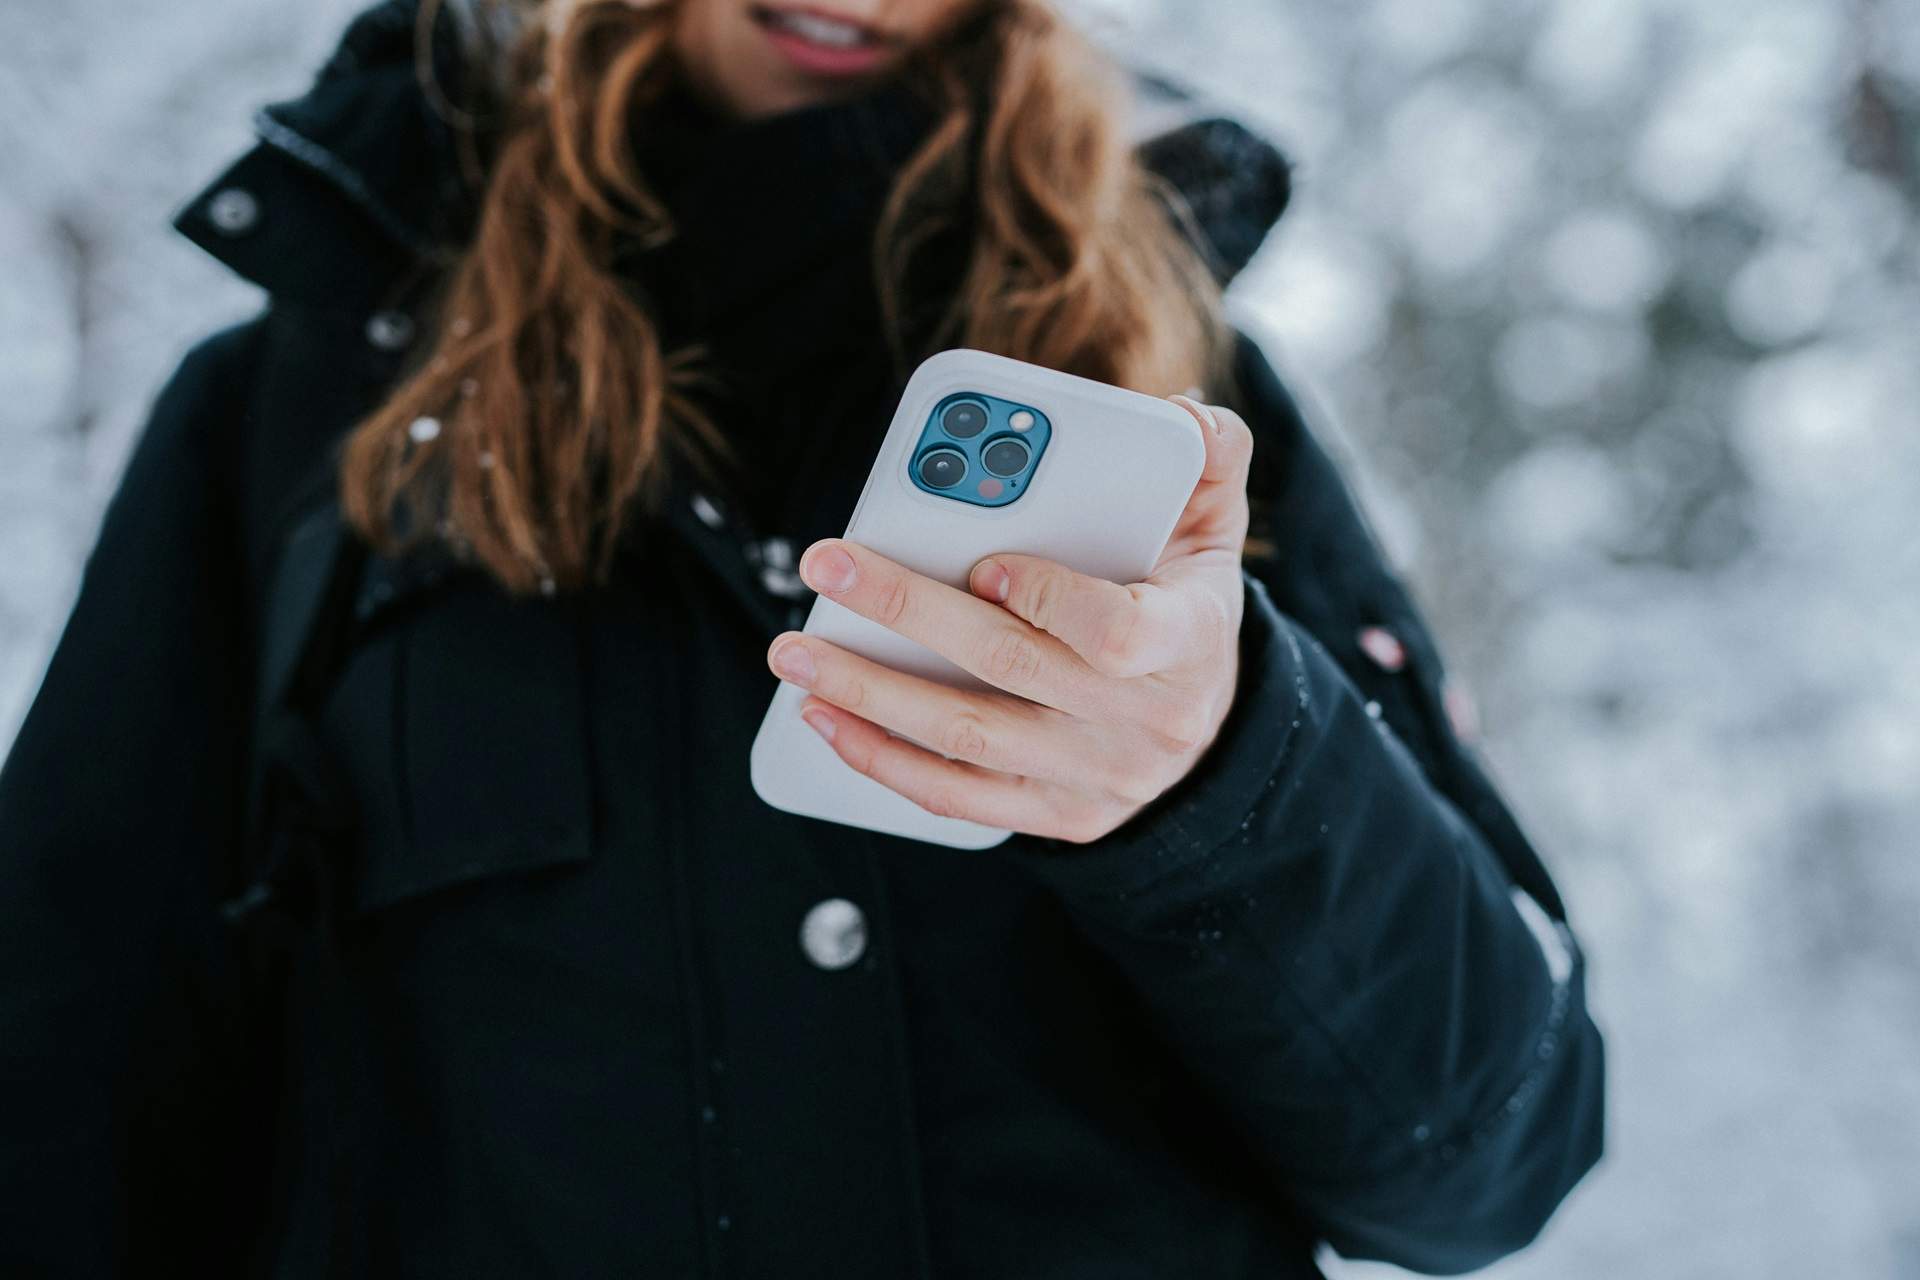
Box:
[728,68,869,118]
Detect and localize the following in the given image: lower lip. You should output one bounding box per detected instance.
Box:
[758,18,892,77]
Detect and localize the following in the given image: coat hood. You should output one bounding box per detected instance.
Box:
[175,0,1292,311]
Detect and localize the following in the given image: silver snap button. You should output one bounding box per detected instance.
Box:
[759,537,794,570]
[799,898,867,970]
[365,309,415,352]
[206,187,260,236]
[759,566,808,599]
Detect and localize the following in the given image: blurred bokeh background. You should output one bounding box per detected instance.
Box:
[3,0,1917,1274]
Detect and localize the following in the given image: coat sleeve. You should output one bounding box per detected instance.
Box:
[1000,333,1604,1273]
[0,320,268,1273]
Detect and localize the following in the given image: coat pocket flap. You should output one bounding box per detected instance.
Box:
[350,585,595,916]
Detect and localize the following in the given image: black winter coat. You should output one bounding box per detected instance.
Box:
[0,4,1602,1276]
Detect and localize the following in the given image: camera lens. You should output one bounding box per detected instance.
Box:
[917,447,968,489]
[981,437,1030,478]
[941,400,988,439]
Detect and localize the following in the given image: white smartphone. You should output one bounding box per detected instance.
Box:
[748,348,1206,849]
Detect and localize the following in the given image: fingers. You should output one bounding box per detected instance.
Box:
[797,538,1111,714]
[968,553,1206,680]
[1164,396,1254,558]
[794,699,1125,844]
[766,631,1113,789]
[951,397,1248,681]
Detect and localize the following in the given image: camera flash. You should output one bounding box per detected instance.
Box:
[1009,410,1035,431]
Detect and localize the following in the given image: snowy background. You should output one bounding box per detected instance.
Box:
[3,0,1918,1275]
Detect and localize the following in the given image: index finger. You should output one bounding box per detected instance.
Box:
[797,538,1116,716]
[968,553,1197,680]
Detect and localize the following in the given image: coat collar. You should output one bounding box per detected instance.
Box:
[174,0,1291,310]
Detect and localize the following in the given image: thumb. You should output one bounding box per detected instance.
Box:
[1163,395,1254,560]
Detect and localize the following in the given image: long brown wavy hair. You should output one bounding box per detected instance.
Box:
[341,0,1225,594]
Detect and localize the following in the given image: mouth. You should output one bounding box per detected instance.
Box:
[750,5,897,78]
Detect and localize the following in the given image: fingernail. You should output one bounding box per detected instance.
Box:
[1173,393,1222,436]
[974,559,1010,603]
[801,706,837,742]
[801,543,857,594]
[770,638,814,684]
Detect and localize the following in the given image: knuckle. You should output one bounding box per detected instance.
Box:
[870,573,911,627]
[1154,703,1215,754]
[916,785,969,821]
[840,738,879,777]
[1055,804,1118,845]
[1101,762,1163,807]
[937,711,992,762]
[981,627,1045,686]
[1022,568,1065,630]
[826,671,868,712]
[1092,611,1149,677]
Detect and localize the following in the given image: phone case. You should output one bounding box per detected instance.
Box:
[748,348,1207,849]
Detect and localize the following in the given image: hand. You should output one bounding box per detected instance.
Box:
[765,396,1254,843]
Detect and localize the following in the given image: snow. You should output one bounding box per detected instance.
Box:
[0,0,367,738]
[4,0,1919,1274]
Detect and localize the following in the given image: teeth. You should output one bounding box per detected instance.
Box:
[768,10,869,47]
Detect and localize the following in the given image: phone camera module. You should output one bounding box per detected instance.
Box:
[918,446,968,489]
[940,400,989,439]
[981,437,1031,478]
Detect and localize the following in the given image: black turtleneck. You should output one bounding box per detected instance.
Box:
[617,80,946,541]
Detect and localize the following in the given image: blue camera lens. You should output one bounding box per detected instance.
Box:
[941,400,988,439]
[981,437,1030,477]
[918,447,968,489]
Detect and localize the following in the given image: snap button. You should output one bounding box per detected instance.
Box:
[759,566,809,599]
[206,187,260,236]
[1357,625,1406,673]
[365,309,416,352]
[799,898,867,970]
[759,537,794,571]
[690,492,726,530]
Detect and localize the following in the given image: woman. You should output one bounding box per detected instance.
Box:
[0,0,1602,1274]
